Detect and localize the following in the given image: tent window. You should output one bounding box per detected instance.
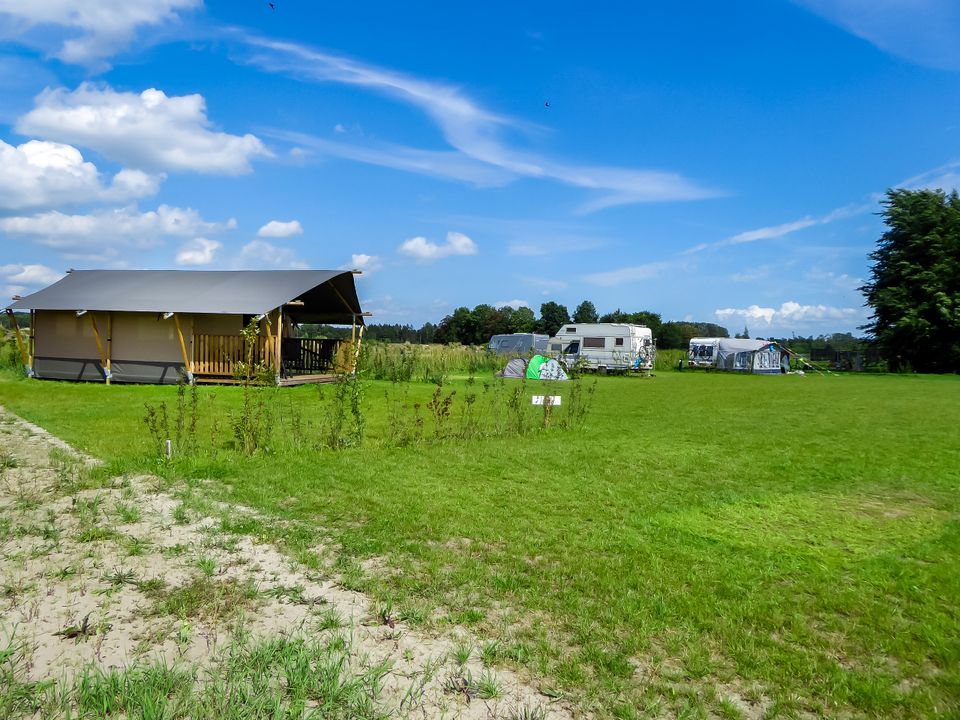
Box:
[550,343,562,351]
[583,337,605,348]
[615,338,624,346]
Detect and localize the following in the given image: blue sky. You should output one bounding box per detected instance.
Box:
[2,1,959,336]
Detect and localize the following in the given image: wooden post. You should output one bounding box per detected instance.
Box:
[172,313,193,383]
[5,310,30,371]
[275,308,283,379]
[89,313,110,383]
[106,313,112,384]
[29,310,34,369]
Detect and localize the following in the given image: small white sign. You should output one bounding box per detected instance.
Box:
[531,395,562,406]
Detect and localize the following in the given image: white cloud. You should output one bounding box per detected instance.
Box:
[236,240,308,269]
[256,219,303,238]
[18,83,270,175]
[175,237,222,266]
[0,0,201,65]
[342,253,382,275]
[1,263,64,301]
[714,301,864,330]
[333,123,346,133]
[0,138,161,210]
[493,299,529,310]
[0,205,231,252]
[583,261,679,287]
[399,231,478,262]
[792,0,960,71]
[242,36,717,210]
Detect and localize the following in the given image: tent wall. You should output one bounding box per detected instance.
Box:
[111,312,185,384]
[33,310,106,382]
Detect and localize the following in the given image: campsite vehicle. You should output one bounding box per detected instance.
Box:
[687,337,786,374]
[487,333,549,356]
[547,323,656,372]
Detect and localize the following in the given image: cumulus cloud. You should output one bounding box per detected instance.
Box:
[0,0,201,65]
[236,240,308,269]
[256,219,303,238]
[341,253,382,275]
[0,138,161,210]
[714,301,863,329]
[175,237,222,266]
[18,84,270,175]
[241,36,717,211]
[399,231,478,262]
[0,263,63,299]
[0,205,232,253]
[493,299,530,310]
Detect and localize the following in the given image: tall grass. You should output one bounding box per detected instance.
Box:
[364,342,501,383]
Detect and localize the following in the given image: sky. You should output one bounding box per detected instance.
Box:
[1,1,959,337]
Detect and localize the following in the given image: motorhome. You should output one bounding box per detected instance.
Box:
[487,333,549,356]
[548,323,655,372]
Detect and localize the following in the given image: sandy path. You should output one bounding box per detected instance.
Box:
[0,406,574,719]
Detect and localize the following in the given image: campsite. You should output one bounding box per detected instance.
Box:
[1,352,958,718]
[2,2,960,718]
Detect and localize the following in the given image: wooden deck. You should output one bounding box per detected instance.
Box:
[192,334,344,385]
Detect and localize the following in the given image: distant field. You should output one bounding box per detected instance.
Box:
[1,370,958,718]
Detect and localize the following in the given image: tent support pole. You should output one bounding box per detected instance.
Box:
[276,308,283,381]
[106,312,112,384]
[89,313,110,384]
[172,313,193,383]
[6,310,31,375]
[353,324,365,374]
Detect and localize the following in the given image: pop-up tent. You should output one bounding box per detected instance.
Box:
[497,355,568,380]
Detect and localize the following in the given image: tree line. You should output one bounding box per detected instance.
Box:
[301,300,730,350]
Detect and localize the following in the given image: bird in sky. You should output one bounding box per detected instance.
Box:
[268,2,276,9]
[544,101,550,108]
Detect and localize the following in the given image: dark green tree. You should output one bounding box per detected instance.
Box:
[537,301,570,336]
[861,189,960,372]
[572,300,599,323]
[510,306,536,333]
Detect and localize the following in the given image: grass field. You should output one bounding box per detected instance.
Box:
[1,369,958,718]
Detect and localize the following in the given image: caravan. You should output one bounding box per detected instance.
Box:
[548,323,656,372]
[688,337,786,374]
[487,333,549,357]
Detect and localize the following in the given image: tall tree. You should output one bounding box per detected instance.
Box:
[538,301,570,336]
[572,300,599,323]
[861,189,960,372]
[510,306,536,333]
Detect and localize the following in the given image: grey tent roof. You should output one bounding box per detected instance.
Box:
[6,270,365,324]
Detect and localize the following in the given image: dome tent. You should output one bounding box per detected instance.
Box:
[497,355,568,381]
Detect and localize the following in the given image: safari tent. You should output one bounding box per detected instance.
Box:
[4,270,368,385]
[687,337,786,375]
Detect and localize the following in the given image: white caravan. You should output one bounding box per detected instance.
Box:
[548,323,656,372]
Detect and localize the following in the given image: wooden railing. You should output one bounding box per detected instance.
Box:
[193,334,276,377]
[282,337,340,374]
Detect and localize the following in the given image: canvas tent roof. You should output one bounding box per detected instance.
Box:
[6,270,364,325]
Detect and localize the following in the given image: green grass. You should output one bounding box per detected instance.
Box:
[1,369,958,717]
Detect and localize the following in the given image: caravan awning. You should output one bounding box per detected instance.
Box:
[6,270,365,325]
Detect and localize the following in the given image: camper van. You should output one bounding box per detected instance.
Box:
[487,333,549,356]
[548,323,655,372]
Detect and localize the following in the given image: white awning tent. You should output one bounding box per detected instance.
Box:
[688,337,787,374]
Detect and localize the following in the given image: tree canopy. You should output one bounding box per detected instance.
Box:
[861,189,960,373]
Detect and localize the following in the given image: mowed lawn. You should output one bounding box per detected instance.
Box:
[1,370,958,718]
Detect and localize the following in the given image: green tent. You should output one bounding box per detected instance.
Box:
[526,354,547,379]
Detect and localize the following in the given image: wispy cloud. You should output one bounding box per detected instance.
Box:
[238,34,717,211]
[583,260,680,287]
[792,0,960,71]
[175,237,222,266]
